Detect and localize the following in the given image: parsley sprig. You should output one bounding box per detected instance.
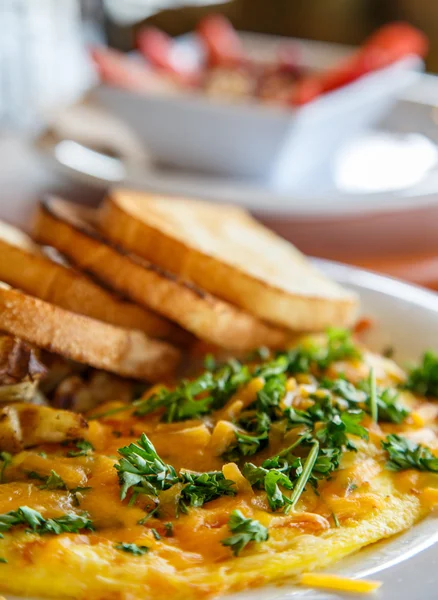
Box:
[91,329,360,423]
[221,510,268,556]
[0,506,93,535]
[405,351,438,398]
[115,433,179,501]
[179,471,236,512]
[115,434,237,509]
[115,542,148,555]
[66,440,94,457]
[27,470,67,490]
[0,452,11,483]
[382,434,438,472]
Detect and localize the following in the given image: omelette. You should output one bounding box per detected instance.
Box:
[0,329,437,599]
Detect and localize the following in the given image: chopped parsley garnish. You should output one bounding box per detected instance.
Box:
[316,411,368,452]
[382,434,438,472]
[223,429,269,461]
[0,506,93,535]
[0,452,11,483]
[405,351,438,398]
[28,470,67,491]
[323,375,409,425]
[221,510,268,556]
[286,328,360,374]
[243,402,368,513]
[114,542,149,556]
[164,522,174,537]
[115,433,179,501]
[242,436,307,512]
[92,329,360,423]
[179,471,236,512]
[67,439,94,457]
[70,487,92,507]
[151,528,161,540]
[116,434,236,509]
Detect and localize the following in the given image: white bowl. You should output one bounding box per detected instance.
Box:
[91,33,421,189]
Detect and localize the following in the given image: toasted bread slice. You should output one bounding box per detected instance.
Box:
[99,189,358,331]
[0,283,180,381]
[0,220,189,346]
[33,198,287,351]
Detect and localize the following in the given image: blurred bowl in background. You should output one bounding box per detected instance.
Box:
[90,31,422,189]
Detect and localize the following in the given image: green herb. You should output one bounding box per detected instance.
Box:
[179,471,236,512]
[383,346,394,359]
[246,346,271,362]
[223,429,269,461]
[137,506,159,525]
[221,510,268,556]
[151,528,161,540]
[382,434,438,472]
[325,376,409,425]
[115,434,237,511]
[67,440,94,457]
[164,522,174,537]
[332,512,340,528]
[405,351,438,398]
[115,433,179,501]
[378,388,409,424]
[0,557,7,563]
[38,452,48,458]
[286,328,360,374]
[287,440,319,511]
[70,486,92,506]
[133,360,253,422]
[0,506,93,535]
[255,372,287,415]
[28,470,67,491]
[317,411,368,452]
[0,452,12,483]
[242,438,306,512]
[70,486,92,494]
[114,542,148,556]
[204,353,217,371]
[92,330,358,424]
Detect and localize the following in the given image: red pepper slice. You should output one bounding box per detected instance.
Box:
[137,27,179,74]
[196,14,244,68]
[291,22,428,105]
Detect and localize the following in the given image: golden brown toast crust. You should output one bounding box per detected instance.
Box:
[0,220,188,346]
[0,284,180,381]
[99,189,358,331]
[33,198,287,351]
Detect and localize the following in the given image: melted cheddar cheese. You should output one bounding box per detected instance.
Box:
[0,337,437,600]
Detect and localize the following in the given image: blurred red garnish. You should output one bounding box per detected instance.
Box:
[354,317,375,335]
[197,14,245,68]
[291,22,428,105]
[137,27,200,85]
[137,27,179,73]
[90,46,176,94]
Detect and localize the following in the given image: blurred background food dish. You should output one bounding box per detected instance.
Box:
[2,0,438,290]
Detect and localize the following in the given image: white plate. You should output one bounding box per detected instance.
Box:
[6,260,438,600]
